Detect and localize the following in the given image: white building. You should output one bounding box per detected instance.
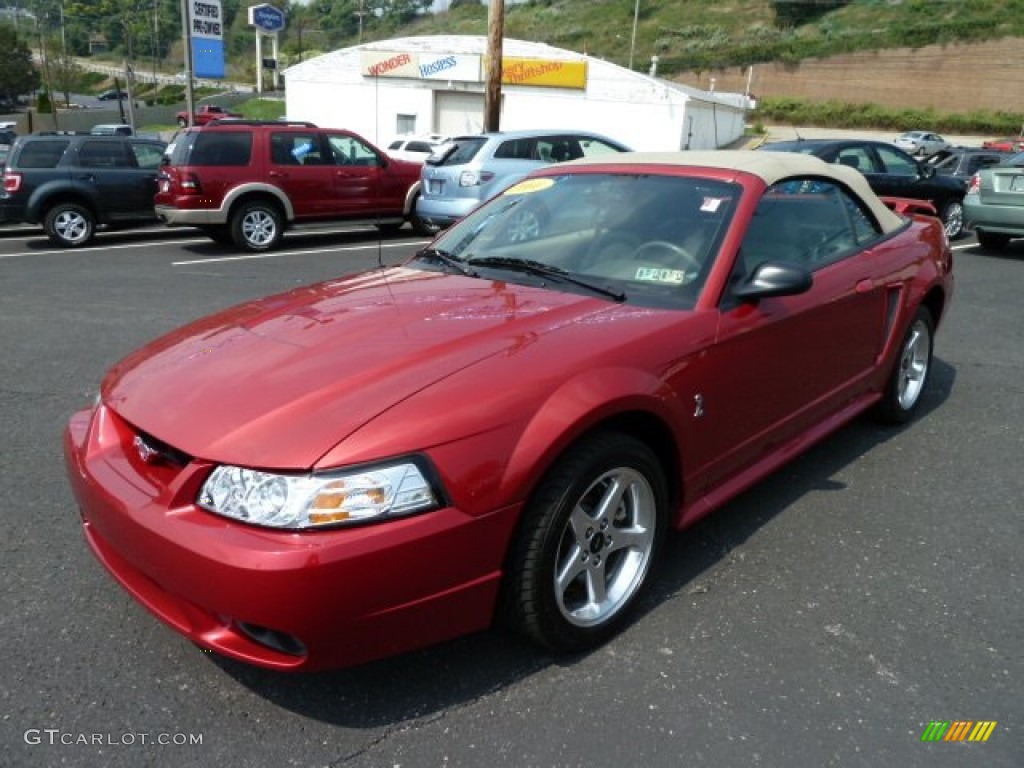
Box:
[283,35,749,151]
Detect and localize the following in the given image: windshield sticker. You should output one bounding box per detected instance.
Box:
[634,267,686,284]
[504,178,555,195]
[700,197,725,212]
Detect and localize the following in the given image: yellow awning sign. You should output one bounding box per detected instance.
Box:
[499,58,588,89]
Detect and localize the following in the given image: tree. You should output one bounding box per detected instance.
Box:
[0,26,42,105]
[372,0,432,24]
[771,0,850,28]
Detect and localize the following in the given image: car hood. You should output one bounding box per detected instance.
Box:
[103,266,615,469]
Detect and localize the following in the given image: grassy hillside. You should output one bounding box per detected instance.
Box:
[344,0,1023,76]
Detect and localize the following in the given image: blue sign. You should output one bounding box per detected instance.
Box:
[191,0,225,78]
[249,4,286,33]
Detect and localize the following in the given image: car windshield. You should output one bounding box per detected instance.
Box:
[423,173,739,309]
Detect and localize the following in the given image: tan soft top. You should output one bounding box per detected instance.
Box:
[567,150,905,234]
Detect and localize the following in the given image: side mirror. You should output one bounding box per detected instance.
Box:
[733,260,813,301]
[919,163,936,179]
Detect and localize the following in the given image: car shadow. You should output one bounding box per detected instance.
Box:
[206,357,956,728]
[961,240,1024,260]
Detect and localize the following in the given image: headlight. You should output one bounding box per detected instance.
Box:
[197,461,440,529]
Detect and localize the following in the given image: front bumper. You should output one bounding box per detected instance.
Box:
[64,404,518,671]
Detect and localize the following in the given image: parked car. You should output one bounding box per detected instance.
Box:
[0,132,166,245]
[982,136,1024,153]
[175,104,243,128]
[416,129,630,232]
[90,123,135,136]
[385,133,448,163]
[97,89,126,101]
[963,151,1024,250]
[65,151,953,671]
[761,138,968,238]
[155,119,427,250]
[893,131,950,158]
[0,129,15,165]
[926,146,1012,181]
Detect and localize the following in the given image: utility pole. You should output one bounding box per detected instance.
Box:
[484,0,503,132]
[629,0,639,70]
[180,0,195,125]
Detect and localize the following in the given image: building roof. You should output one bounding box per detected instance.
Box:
[284,34,743,109]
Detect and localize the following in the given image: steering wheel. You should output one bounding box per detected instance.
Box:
[631,240,701,272]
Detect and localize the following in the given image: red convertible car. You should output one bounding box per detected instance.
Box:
[64,152,954,671]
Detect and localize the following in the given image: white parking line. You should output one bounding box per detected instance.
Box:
[0,235,211,260]
[0,234,429,262]
[951,241,979,251]
[172,240,428,266]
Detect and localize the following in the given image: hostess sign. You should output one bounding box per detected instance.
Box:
[360,51,587,89]
[190,0,225,78]
[249,3,286,33]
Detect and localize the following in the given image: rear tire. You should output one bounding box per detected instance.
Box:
[976,231,1010,250]
[940,200,964,239]
[505,204,548,243]
[873,306,934,424]
[43,202,95,247]
[230,201,283,252]
[503,431,667,653]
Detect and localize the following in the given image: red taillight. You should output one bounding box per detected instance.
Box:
[967,174,980,194]
[3,172,21,193]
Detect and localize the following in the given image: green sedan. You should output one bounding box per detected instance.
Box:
[964,152,1024,249]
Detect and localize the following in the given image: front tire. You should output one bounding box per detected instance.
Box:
[43,202,95,247]
[873,306,934,424]
[410,194,440,237]
[940,200,964,239]
[504,432,667,653]
[230,201,283,252]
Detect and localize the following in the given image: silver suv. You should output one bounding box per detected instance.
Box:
[415,129,629,231]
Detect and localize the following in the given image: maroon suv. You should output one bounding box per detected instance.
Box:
[155,120,429,251]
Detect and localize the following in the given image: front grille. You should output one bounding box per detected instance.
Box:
[132,429,192,468]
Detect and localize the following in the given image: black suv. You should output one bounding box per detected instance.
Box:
[0,132,167,246]
[926,146,1012,181]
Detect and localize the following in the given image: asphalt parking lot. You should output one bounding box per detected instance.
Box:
[0,224,1020,767]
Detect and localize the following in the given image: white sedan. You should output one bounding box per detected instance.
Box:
[894,131,950,157]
